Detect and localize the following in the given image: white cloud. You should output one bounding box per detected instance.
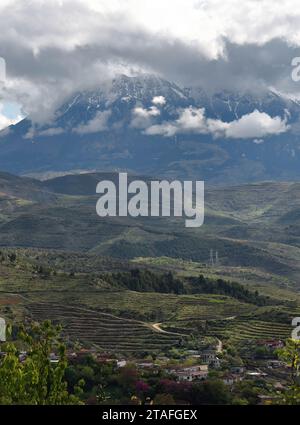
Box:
[224,110,289,139]
[152,96,166,105]
[144,106,289,139]
[24,126,35,140]
[24,124,65,139]
[39,127,65,136]
[131,105,160,128]
[144,106,208,137]
[134,106,160,118]
[85,0,300,56]
[1,0,300,122]
[144,122,178,137]
[176,107,207,133]
[73,110,111,134]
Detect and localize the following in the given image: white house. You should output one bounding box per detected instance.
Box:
[172,365,209,382]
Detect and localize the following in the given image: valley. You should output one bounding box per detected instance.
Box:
[1,169,300,346]
[0,170,299,404]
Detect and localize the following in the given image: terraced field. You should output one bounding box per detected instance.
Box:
[27,302,182,353]
[206,319,292,342]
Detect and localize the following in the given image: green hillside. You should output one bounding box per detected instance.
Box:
[0,173,300,289]
[0,249,298,353]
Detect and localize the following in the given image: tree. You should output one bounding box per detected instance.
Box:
[277,339,300,404]
[117,364,139,392]
[0,321,82,405]
[153,393,176,405]
[234,380,260,405]
[135,380,150,398]
[190,380,231,405]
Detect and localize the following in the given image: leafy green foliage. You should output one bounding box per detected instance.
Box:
[0,321,82,405]
[189,275,270,306]
[104,269,185,294]
[277,339,300,404]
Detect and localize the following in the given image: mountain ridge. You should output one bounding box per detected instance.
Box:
[1,74,300,184]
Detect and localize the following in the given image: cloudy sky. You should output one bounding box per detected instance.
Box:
[1,0,300,128]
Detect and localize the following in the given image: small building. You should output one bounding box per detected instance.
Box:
[230,366,245,374]
[96,357,116,365]
[172,365,209,382]
[257,340,284,350]
[135,361,156,369]
[223,374,243,386]
[116,360,127,368]
[186,350,199,355]
[201,350,216,363]
[246,370,267,378]
[200,350,221,368]
[209,356,221,369]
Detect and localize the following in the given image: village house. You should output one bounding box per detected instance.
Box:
[230,366,245,374]
[257,339,284,350]
[188,354,202,359]
[96,357,117,366]
[200,350,221,368]
[222,373,243,386]
[186,350,199,355]
[68,348,98,361]
[116,359,127,368]
[170,365,209,382]
[134,361,157,369]
[246,370,267,378]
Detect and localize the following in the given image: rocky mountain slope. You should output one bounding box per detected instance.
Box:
[1,75,300,183]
